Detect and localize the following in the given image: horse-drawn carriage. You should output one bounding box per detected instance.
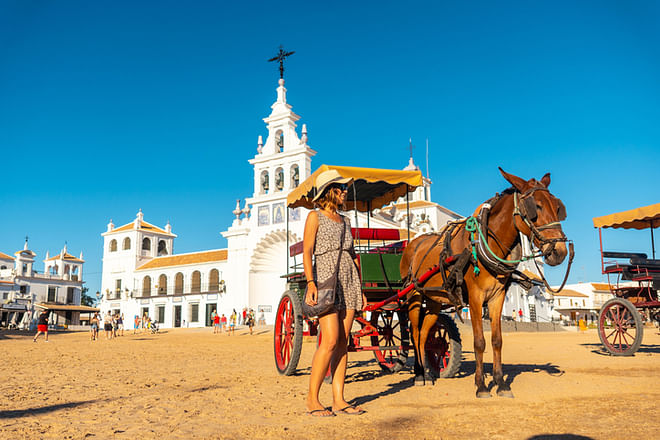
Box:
[274,165,571,398]
[594,203,660,356]
[273,165,462,379]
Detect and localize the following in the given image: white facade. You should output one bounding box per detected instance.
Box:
[550,282,615,324]
[99,76,553,328]
[0,241,86,329]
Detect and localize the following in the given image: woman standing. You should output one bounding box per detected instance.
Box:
[304,170,366,417]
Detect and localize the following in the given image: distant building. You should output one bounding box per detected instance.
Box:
[550,282,615,324]
[0,240,94,329]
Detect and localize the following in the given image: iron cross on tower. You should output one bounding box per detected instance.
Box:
[268,45,295,79]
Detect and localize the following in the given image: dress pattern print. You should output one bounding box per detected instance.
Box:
[313,212,362,311]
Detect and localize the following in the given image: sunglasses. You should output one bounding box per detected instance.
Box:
[332,183,349,192]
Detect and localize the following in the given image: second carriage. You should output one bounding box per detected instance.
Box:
[273,165,463,378]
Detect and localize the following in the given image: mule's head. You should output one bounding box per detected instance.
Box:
[499,167,568,266]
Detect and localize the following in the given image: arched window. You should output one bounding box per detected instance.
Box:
[260,170,269,194]
[142,276,152,297]
[158,274,167,295]
[191,271,201,293]
[175,273,184,294]
[109,239,117,252]
[158,240,168,256]
[209,269,219,292]
[123,237,131,250]
[64,265,70,274]
[290,164,300,188]
[275,167,284,191]
[142,238,151,251]
[276,130,284,152]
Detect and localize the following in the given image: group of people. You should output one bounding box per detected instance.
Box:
[89,311,125,340]
[133,313,158,334]
[210,308,256,335]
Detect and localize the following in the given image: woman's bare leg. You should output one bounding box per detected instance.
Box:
[330,309,363,413]
[307,312,339,415]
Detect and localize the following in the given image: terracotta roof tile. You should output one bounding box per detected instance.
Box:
[110,220,175,236]
[136,250,227,270]
[46,253,85,263]
[0,251,14,261]
[552,289,589,298]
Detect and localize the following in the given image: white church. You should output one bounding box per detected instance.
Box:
[99,76,550,327]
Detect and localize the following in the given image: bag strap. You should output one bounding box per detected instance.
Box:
[331,220,346,284]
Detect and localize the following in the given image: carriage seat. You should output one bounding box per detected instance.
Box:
[602,251,647,259]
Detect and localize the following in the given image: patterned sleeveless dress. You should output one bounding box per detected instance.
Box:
[313,211,362,311]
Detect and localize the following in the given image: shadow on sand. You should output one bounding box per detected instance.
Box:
[580,342,660,355]
[528,435,594,440]
[0,400,99,419]
[456,356,564,391]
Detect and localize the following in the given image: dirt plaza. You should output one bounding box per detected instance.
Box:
[1,324,659,440]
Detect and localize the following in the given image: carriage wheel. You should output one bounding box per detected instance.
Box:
[598,298,643,356]
[274,290,303,375]
[370,309,410,373]
[425,313,462,378]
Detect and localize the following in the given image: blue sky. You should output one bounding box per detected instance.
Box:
[1,0,658,292]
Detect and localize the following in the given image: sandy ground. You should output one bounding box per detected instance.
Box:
[1,323,659,440]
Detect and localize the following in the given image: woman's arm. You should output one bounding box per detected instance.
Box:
[303,211,319,305]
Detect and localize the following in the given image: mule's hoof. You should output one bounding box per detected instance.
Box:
[497,388,514,398]
[414,375,426,386]
[476,390,491,399]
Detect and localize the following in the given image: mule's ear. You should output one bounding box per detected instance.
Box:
[498,167,527,192]
[541,172,551,187]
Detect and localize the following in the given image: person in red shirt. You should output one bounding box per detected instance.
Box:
[242,308,247,326]
[212,309,220,334]
[220,314,227,332]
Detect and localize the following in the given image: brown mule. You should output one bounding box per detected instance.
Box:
[400,168,570,398]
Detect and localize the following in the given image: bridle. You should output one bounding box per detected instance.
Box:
[510,187,574,293]
[513,187,567,259]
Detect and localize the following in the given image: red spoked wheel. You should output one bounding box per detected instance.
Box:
[425,313,462,378]
[370,309,410,373]
[274,290,303,375]
[598,297,643,356]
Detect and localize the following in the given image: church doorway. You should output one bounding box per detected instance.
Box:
[173,305,181,328]
[205,303,216,326]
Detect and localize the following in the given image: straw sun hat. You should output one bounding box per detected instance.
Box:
[312,169,354,202]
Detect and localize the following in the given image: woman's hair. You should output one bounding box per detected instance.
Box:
[315,185,343,211]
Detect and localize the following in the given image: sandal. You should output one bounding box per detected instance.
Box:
[334,405,365,415]
[307,409,335,417]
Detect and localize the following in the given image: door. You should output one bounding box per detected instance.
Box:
[174,305,181,328]
[528,304,537,322]
[206,303,216,327]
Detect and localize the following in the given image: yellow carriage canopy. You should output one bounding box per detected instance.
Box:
[287,165,424,212]
[592,202,660,230]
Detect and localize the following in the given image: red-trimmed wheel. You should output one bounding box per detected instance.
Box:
[370,309,410,373]
[598,297,643,356]
[274,290,303,375]
[425,313,462,378]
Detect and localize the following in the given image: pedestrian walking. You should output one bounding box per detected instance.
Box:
[33,309,50,343]
[90,312,100,341]
[104,311,113,340]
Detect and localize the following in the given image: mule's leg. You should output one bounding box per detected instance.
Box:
[469,299,490,398]
[408,296,427,385]
[488,294,513,398]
